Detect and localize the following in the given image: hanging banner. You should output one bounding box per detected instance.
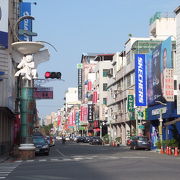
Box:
[88,104,93,122]
[127,95,134,112]
[19,2,32,41]
[0,0,8,48]
[135,54,146,106]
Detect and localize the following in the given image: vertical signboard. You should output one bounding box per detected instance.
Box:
[19,2,32,41]
[127,95,134,112]
[77,65,82,100]
[135,54,146,106]
[88,104,93,122]
[0,0,8,48]
[163,68,174,101]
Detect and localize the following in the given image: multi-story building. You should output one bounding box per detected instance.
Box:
[0,0,21,155]
[93,54,114,137]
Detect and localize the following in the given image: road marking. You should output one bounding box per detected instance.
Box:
[56,149,66,157]
[0,177,6,179]
[51,159,59,161]
[26,160,34,162]
[62,158,71,161]
[15,160,22,163]
[73,157,83,161]
[39,159,47,162]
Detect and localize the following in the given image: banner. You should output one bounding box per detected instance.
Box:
[0,0,8,48]
[135,54,146,106]
[19,2,32,41]
[88,104,93,122]
[127,95,134,112]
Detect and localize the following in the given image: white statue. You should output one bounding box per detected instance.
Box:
[13,49,50,80]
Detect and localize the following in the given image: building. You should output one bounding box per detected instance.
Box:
[0,0,21,155]
[93,54,114,137]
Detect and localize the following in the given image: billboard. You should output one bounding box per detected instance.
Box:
[135,54,146,106]
[147,37,173,106]
[0,0,8,48]
[19,2,32,41]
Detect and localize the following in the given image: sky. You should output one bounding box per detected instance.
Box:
[24,0,180,119]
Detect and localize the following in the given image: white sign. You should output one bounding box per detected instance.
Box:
[163,68,174,101]
[152,107,167,116]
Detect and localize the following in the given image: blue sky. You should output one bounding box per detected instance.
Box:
[24,0,179,118]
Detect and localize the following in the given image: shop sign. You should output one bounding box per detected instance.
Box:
[127,95,134,112]
[135,54,146,106]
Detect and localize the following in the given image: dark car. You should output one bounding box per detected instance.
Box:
[84,136,93,143]
[33,136,50,155]
[89,136,103,145]
[76,136,86,143]
[129,136,151,150]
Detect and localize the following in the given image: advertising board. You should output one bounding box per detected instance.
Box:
[19,2,32,41]
[147,37,173,106]
[135,54,146,106]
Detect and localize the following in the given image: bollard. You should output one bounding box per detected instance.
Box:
[174,147,179,157]
[169,147,172,155]
[160,146,164,154]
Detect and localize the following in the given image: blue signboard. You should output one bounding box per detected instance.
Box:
[135,54,146,106]
[19,2,32,41]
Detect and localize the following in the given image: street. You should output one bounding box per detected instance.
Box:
[0,141,180,180]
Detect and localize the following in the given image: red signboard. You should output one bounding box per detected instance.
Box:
[33,87,53,99]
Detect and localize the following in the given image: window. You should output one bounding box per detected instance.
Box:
[103,83,108,91]
[103,98,107,105]
[103,69,109,77]
[126,52,130,65]
[127,74,131,87]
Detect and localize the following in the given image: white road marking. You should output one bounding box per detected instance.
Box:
[0,177,6,179]
[56,149,66,157]
[73,157,83,160]
[26,160,34,162]
[39,159,47,162]
[15,160,22,163]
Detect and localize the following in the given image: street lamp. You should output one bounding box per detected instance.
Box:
[155,101,167,142]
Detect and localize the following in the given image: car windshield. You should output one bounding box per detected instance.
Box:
[33,138,45,144]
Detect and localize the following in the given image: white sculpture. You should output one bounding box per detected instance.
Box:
[13,49,50,80]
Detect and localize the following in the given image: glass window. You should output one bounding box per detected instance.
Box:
[103,83,108,91]
[103,69,109,77]
[103,98,107,105]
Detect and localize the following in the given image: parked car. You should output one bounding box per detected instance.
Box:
[76,136,86,143]
[129,136,151,150]
[89,136,103,145]
[33,136,50,155]
[84,136,93,143]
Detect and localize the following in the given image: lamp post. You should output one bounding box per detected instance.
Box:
[155,101,167,142]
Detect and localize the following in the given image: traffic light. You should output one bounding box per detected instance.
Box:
[45,72,61,79]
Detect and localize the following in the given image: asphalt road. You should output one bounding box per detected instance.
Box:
[1,140,180,180]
